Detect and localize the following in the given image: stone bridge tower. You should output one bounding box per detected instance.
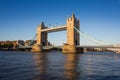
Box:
[67,13,80,45]
[36,22,48,46]
[63,13,80,53]
[32,22,47,51]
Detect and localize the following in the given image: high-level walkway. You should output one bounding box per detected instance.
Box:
[41,26,66,33]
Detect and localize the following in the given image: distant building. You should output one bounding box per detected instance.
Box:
[0,40,18,50]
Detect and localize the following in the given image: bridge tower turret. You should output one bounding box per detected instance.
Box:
[37,22,48,46]
[66,13,80,45]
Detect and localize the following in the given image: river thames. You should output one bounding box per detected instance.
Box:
[0,51,120,80]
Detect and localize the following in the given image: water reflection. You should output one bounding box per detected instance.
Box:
[64,54,79,80]
[33,52,80,80]
[33,52,48,80]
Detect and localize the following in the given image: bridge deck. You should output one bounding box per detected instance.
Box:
[77,46,120,48]
[18,45,120,50]
[42,45,120,49]
[18,46,32,49]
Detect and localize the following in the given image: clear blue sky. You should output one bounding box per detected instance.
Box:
[0,0,120,45]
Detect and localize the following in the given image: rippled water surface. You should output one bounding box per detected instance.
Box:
[0,51,120,80]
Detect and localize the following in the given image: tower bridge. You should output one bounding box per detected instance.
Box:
[18,13,120,53]
[31,13,80,53]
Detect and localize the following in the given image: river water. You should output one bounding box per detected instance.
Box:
[0,51,120,80]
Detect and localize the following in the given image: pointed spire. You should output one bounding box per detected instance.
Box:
[40,21,44,26]
[38,21,45,29]
[72,13,75,19]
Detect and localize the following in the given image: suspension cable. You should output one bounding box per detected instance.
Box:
[18,34,37,47]
[26,34,37,46]
[74,27,111,45]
